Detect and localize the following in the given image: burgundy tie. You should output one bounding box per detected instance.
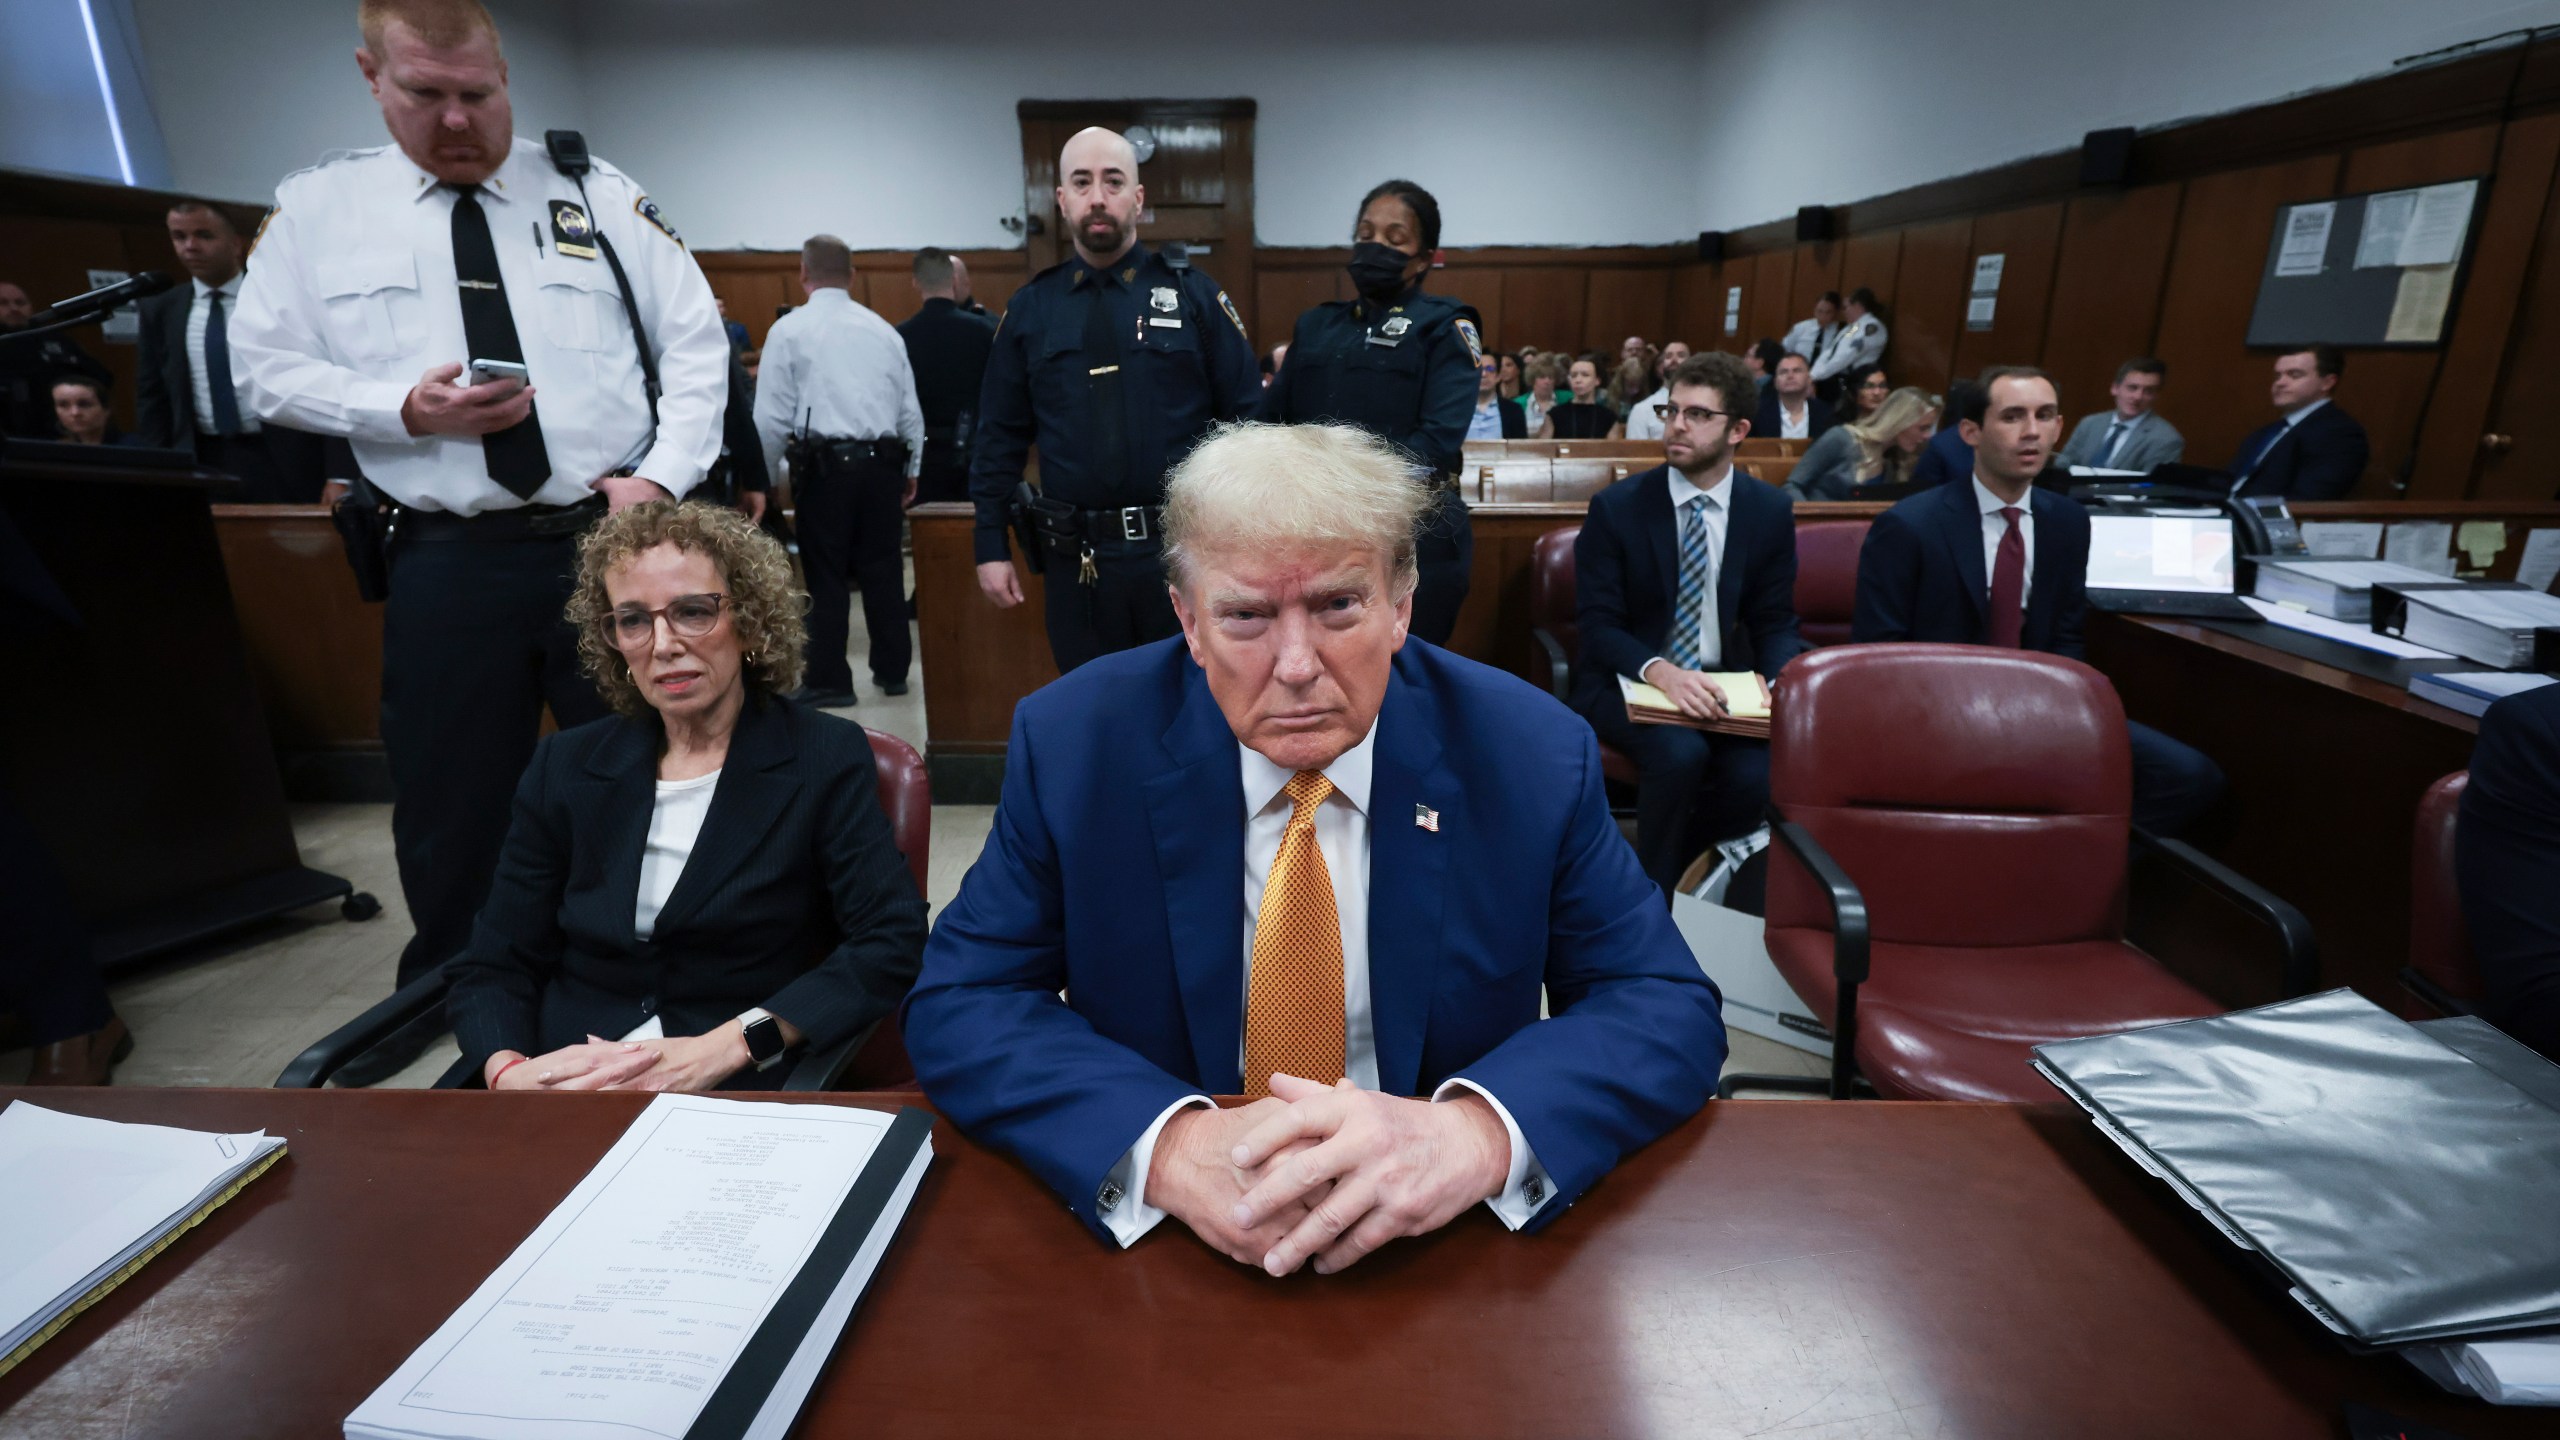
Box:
[1987,505,2026,648]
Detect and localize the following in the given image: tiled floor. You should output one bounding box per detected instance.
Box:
[1,577,1826,1093]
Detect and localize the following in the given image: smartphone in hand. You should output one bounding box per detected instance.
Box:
[466,357,529,389]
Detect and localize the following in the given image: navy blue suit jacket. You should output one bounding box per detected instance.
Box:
[1851,476,2090,659]
[903,638,1726,1241]
[1751,389,1836,443]
[1570,464,1808,717]
[2230,402,2369,501]
[1908,424,1974,491]
[2458,683,2560,1061]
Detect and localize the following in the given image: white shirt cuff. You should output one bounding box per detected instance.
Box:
[1099,1095,1213,1248]
[345,378,420,445]
[636,441,705,498]
[1433,1077,1555,1230]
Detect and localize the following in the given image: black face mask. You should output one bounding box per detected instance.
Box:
[1346,240,1415,299]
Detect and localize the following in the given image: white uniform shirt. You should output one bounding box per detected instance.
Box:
[1782,317,1838,365]
[232,136,729,514]
[1973,474,2035,607]
[751,287,927,483]
[1098,723,1555,1248]
[1810,314,1888,382]
[1644,464,1733,676]
[187,275,259,434]
[1623,383,1670,441]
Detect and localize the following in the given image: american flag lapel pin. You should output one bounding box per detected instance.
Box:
[1414,803,1440,833]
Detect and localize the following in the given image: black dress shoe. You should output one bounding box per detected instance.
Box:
[788,686,859,709]
[331,1007,448,1088]
[876,678,910,697]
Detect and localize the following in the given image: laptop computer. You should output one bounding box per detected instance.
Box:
[2084,511,2258,620]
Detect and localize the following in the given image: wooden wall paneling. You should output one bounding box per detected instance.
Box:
[2037,183,2184,422]
[1790,240,1844,315]
[1254,266,1345,354]
[1668,262,1724,350]
[2417,111,2560,498]
[1950,203,2065,381]
[865,270,922,326]
[2476,120,2560,501]
[1889,218,1974,397]
[1584,268,1670,354]
[968,256,1029,317]
[1743,250,1795,346]
[2150,156,2342,474]
[1500,268,1587,353]
[1431,265,1504,351]
[1840,230,1903,317]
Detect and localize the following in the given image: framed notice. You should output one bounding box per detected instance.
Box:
[2246,179,2484,348]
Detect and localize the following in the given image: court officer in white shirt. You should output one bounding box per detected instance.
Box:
[1808,287,1889,404]
[231,0,728,1085]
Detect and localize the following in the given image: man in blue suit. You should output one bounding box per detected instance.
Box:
[2227,345,2370,501]
[1853,366,2224,835]
[906,422,1725,1277]
[1574,351,1808,895]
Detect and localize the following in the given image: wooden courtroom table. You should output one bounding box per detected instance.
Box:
[0,1088,2535,1439]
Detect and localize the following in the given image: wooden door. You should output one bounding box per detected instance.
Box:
[1018,100,1259,344]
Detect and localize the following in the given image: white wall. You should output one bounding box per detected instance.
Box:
[126,0,587,205]
[1693,0,2560,232]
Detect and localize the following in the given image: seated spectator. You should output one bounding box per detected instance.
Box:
[49,375,143,447]
[1620,334,1648,367]
[1910,378,1981,491]
[446,501,930,1093]
[1495,351,1522,402]
[2060,358,2183,472]
[1784,385,1937,502]
[1519,356,1562,433]
[1573,352,1805,895]
[1752,352,1837,441]
[903,420,1725,1270]
[1624,346,1691,443]
[1539,356,1619,440]
[1746,338,1783,391]
[1783,293,1841,378]
[0,280,115,439]
[2229,344,2369,500]
[1837,362,1890,424]
[1609,354,1656,418]
[2458,683,2560,1062]
[1467,350,1526,439]
[1655,341,1692,384]
[1851,366,2223,836]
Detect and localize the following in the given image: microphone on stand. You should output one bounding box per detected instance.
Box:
[28,270,178,328]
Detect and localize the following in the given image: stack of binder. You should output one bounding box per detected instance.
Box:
[2032,990,2560,1407]
[2374,582,2560,670]
[2250,558,2450,621]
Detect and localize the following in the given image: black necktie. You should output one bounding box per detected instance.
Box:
[204,289,242,437]
[1081,275,1128,493]
[449,186,550,498]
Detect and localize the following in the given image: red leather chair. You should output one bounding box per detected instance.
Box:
[1527,525,1639,791]
[1738,645,2315,1101]
[1792,519,1870,647]
[2402,772,2481,1018]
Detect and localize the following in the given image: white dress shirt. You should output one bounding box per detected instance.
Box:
[1774,396,1812,440]
[1465,396,1508,440]
[1810,315,1888,382]
[1100,724,1554,1247]
[187,275,258,434]
[751,287,927,483]
[1623,384,1670,441]
[1641,464,1733,678]
[1973,474,2035,608]
[232,136,730,514]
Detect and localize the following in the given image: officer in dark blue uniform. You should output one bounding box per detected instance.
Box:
[970,127,1260,672]
[1259,179,1483,644]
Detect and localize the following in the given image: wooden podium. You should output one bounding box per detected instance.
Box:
[0,443,362,965]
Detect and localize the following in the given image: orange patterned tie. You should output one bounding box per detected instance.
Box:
[1244,771,1346,1098]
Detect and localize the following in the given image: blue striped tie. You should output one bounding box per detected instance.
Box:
[1667,495,1713,671]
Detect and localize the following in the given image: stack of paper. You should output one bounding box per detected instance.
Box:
[2251,558,2449,621]
[2408,670,2557,717]
[347,1094,932,1440]
[2391,587,2560,669]
[0,1102,288,1376]
[1621,672,1772,738]
[2403,1334,2560,1406]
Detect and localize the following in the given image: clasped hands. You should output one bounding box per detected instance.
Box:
[1146,1073,1511,1278]
[483,1023,753,1094]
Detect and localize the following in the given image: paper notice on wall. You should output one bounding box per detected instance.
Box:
[2398,180,2478,267]
[1724,285,1742,336]
[2276,201,2336,277]
[2300,521,2384,559]
[2517,529,2560,594]
[1971,253,2005,294]
[2385,264,2458,343]
[1966,295,1997,331]
[2384,520,2456,576]
[2356,191,2415,269]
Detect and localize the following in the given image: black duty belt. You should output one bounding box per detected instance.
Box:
[794,435,910,468]
[1032,501,1165,547]
[402,493,606,543]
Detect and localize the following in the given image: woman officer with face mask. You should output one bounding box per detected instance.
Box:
[1259,179,1486,645]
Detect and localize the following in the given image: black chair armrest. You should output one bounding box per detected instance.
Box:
[783,1018,882,1092]
[1767,808,1871,1099]
[276,969,452,1088]
[2399,965,2476,1020]
[2130,827,2320,999]
[1530,627,1571,703]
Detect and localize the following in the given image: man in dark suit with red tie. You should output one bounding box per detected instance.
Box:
[1852,366,2223,836]
[2226,344,2369,501]
[1573,351,1807,895]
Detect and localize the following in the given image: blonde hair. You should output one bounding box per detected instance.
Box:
[1846,385,1941,481]
[359,0,501,56]
[570,501,807,716]
[1162,422,1430,602]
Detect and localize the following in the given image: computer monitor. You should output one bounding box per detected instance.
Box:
[2086,513,2238,594]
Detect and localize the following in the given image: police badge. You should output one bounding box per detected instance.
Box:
[548,200,598,259]
[1149,286,1179,313]
[1380,315,1413,338]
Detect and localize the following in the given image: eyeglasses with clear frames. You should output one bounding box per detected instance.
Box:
[608,593,729,651]
[1652,403,1733,428]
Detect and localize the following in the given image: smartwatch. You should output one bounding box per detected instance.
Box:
[738,1007,789,1072]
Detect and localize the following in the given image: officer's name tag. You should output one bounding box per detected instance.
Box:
[1146,317,1183,329]
[1365,333,1402,347]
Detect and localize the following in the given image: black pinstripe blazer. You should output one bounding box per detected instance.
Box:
[444,693,928,1087]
